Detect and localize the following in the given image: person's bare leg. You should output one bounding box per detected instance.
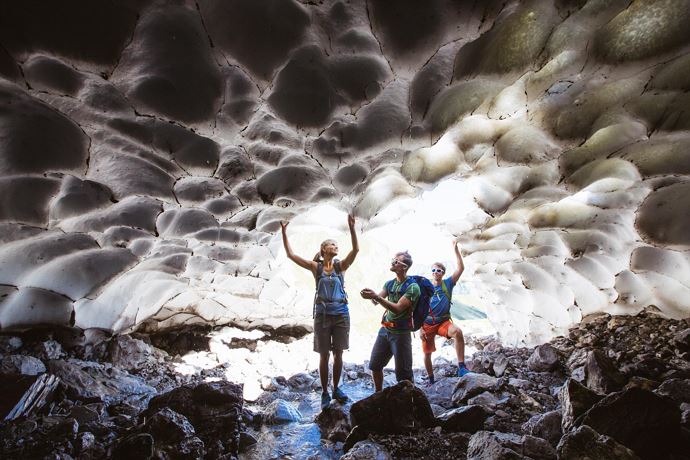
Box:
[448,324,465,365]
[372,369,383,392]
[319,352,330,393]
[424,353,434,380]
[332,350,343,390]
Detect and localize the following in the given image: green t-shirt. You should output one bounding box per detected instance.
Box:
[382,277,421,333]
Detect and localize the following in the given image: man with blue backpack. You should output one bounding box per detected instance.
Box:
[422,240,471,383]
[360,251,435,392]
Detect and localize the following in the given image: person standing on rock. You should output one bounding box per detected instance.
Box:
[422,239,470,383]
[360,251,419,392]
[280,214,359,410]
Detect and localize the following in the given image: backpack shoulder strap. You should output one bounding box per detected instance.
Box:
[440,280,451,301]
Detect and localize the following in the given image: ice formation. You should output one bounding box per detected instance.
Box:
[1,0,689,345]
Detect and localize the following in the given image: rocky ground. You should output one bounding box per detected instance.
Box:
[1,311,689,459]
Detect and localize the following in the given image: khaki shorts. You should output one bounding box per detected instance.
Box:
[314,313,350,353]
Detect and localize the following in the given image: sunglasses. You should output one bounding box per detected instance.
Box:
[390,258,408,268]
[431,268,444,273]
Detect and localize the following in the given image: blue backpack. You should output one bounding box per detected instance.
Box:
[383,275,435,331]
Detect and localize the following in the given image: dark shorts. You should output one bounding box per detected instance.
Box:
[368,327,413,382]
[314,313,350,353]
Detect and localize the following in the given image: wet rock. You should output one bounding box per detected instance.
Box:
[0,354,46,375]
[467,430,556,460]
[315,400,351,442]
[585,349,626,394]
[438,405,489,434]
[341,440,392,460]
[557,425,641,460]
[527,344,560,372]
[48,359,155,405]
[452,373,499,405]
[107,335,154,371]
[286,372,315,391]
[559,378,603,432]
[350,381,436,435]
[263,399,302,424]
[522,409,562,447]
[576,388,682,459]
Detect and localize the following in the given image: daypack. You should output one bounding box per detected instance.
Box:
[427,281,453,324]
[383,275,435,331]
[313,260,347,317]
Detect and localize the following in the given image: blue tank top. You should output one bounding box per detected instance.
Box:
[314,261,349,316]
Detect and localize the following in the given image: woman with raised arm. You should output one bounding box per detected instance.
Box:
[421,239,471,384]
[280,214,359,410]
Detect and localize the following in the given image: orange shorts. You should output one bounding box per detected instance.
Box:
[421,319,453,354]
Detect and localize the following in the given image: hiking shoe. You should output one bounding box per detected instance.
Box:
[321,392,331,410]
[457,364,471,377]
[333,387,349,403]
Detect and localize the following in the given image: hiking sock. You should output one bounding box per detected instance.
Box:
[428,375,435,384]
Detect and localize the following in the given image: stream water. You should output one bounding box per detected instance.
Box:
[240,379,375,460]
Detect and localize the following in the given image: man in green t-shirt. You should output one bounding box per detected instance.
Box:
[360,251,420,391]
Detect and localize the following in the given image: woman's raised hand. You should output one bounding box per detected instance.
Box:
[280,220,289,232]
[348,213,355,229]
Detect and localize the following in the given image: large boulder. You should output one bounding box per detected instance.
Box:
[521,410,562,447]
[452,374,499,406]
[576,388,682,459]
[467,431,556,460]
[585,349,626,394]
[349,381,435,435]
[557,425,641,460]
[144,381,243,457]
[438,405,489,434]
[527,344,560,372]
[559,378,603,432]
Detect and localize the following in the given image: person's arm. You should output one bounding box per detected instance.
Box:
[339,214,359,271]
[281,221,317,273]
[450,239,465,285]
[360,287,412,314]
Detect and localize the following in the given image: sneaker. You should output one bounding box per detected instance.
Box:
[321,391,331,410]
[333,387,349,403]
[457,364,471,377]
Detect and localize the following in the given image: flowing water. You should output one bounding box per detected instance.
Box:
[240,379,375,460]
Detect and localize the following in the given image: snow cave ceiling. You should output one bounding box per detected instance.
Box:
[0,0,689,345]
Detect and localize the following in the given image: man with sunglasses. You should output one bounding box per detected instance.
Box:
[360,251,419,391]
[422,239,469,383]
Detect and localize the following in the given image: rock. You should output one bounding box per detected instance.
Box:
[655,379,690,404]
[424,377,459,408]
[559,378,603,432]
[341,440,392,460]
[452,373,499,405]
[69,405,100,424]
[315,400,351,441]
[35,340,64,361]
[467,391,508,408]
[493,353,509,377]
[674,329,690,351]
[107,335,153,371]
[286,372,315,391]
[145,381,243,457]
[48,359,155,405]
[263,399,302,424]
[585,349,626,394]
[467,430,557,460]
[113,433,154,459]
[143,407,196,444]
[557,425,641,460]
[438,405,489,434]
[522,410,562,447]
[527,344,560,372]
[0,355,46,375]
[0,336,23,353]
[350,381,436,435]
[238,431,258,453]
[576,388,682,459]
